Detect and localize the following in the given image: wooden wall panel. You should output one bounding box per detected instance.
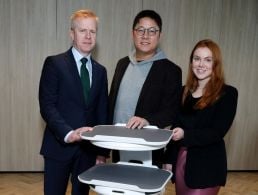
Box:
[0,0,257,171]
[0,0,56,171]
[220,0,258,170]
[144,0,258,170]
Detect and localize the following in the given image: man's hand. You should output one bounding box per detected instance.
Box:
[126,116,149,129]
[67,127,93,143]
[96,155,106,164]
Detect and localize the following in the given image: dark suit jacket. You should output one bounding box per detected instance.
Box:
[165,85,238,188]
[109,56,182,128]
[39,48,108,161]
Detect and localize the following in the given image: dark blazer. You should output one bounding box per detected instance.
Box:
[109,56,182,128]
[39,48,108,161]
[165,85,238,188]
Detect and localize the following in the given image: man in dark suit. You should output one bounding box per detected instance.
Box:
[39,9,108,195]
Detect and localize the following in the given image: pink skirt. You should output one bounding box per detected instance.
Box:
[175,147,220,195]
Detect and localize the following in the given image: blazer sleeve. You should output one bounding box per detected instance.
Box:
[39,56,73,142]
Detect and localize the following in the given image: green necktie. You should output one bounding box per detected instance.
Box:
[80,58,90,102]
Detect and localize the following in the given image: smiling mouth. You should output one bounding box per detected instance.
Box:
[140,42,150,45]
[196,69,208,73]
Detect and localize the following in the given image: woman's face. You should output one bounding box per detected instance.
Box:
[132,17,161,60]
[192,47,214,82]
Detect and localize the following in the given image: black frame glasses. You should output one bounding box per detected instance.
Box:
[134,27,160,36]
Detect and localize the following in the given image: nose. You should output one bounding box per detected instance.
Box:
[85,30,91,39]
[198,59,205,67]
[142,32,149,39]
[141,29,150,39]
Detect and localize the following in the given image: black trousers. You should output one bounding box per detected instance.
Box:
[44,150,96,195]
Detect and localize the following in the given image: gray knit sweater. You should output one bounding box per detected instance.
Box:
[113,48,167,124]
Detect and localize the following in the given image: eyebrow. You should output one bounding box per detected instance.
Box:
[193,55,213,59]
[135,26,159,29]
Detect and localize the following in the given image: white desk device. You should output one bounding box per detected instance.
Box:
[78,125,173,195]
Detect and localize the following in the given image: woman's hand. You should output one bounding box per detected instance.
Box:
[172,127,184,141]
[162,164,173,172]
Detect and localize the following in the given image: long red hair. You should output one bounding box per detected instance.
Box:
[183,39,225,109]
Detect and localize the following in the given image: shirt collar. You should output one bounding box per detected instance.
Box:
[72,47,91,63]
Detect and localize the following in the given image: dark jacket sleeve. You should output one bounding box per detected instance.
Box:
[39,56,73,142]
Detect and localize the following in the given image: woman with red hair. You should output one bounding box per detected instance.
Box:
[163,39,238,195]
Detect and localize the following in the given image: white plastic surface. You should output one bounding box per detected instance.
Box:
[80,125,173,151]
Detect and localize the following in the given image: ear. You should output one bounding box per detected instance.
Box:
[158,32,163,40]
[70,29,74,41]
[131,29,134,39]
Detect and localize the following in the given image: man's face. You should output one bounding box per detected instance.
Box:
[70,17,97,56]
[132,17,161,59]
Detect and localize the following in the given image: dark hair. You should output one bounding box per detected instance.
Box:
[132,10,162,32]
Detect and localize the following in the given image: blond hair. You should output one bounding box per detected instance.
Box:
[70,9,98,30]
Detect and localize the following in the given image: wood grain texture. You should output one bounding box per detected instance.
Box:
[0,0,56,171]
[0,0,257,171]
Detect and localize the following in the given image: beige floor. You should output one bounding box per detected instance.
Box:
[0,172,257,194]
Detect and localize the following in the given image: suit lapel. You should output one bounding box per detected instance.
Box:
[64,49,85,105]
[88,59,99,104]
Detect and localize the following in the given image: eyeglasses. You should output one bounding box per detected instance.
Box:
[134,27,160,36]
